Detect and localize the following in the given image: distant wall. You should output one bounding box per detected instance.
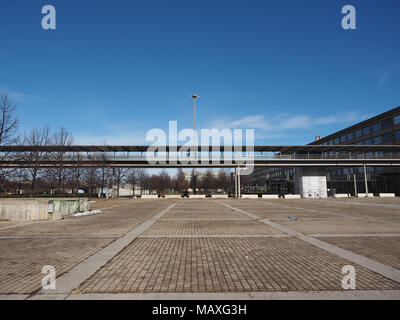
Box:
[0,198,89,221]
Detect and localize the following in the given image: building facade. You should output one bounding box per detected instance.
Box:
[250,106,400,196]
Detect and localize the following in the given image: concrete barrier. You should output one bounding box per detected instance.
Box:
[284,194,301,199]
[211,194,229,199]
[379,193,396,198]
[141,195,159,199]
[0,198,89,221]
[334,194,350,198]
[357,193,374,198]
[241,194,259,199]
[52,199,89,216]
[262,195,279,199]
[188,195,206,199]
[164,195,182,199]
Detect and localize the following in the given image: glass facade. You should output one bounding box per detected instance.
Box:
[363,127,370,135]
[372,122,381,132]
[373,135,382,144]
[347,132,354,141]
[383,132,393,143]
[382,118,392,129]
[395,115,400,125]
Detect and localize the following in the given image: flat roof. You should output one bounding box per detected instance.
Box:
[1,145,400,153]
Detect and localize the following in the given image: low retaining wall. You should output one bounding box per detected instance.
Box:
[379,193,396,198]
[0,198,89,221]
[188,195,206,199]
[141,195,159,199]
[211,194,229,199]
[241,194,259,199]
[357,193,374,198]
[284,195,301,199]
[262,195,279,199]
[51,199,89,216]
[334,194,350,198]
[164,195,182,199]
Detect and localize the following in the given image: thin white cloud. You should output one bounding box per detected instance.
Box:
[74,133,148,145]
[0,87,46,102]
[378,72,391,86]
[210,111,368,133]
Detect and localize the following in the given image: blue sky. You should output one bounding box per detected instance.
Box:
[1,0,399,145]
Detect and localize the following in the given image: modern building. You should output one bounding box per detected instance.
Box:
[250,106,400,196]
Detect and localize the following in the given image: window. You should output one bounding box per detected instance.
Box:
[364,139,372,145]
[373,135,382,144]
[355,141,363,145]
[382,118,392,129]
[372,122,381,132]
[395,115,400,125]
[334,137,339,144]
[329,140,334,145]
[347,132,354,141]
[355,129,362,138]
[363,127,370,135]
[383,132,393,143]
[396,130,400,140]
[340,135,346,143]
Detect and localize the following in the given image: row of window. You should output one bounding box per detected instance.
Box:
[323,114,400,145]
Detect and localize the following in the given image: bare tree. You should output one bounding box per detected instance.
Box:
[22,126,51,196]
[126,168,138,197]
[137,169,149,195]
[0,93,19,192]
[114,167,128,197]
[0,93,18,145]
[175,168,188,193]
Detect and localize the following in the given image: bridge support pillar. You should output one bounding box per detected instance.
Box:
[295,167,327,198]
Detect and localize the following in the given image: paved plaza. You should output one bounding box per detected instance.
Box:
[0,198,400,300]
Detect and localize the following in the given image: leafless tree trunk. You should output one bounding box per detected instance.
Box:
[0,92,19,192]
[22,126,51,196]
[127,168,138,197]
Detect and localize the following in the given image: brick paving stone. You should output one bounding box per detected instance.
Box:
[320,237,400,270]
[79,237,400,293]
[275,219,400,235]
[0,238,114,294]
[143,220,283,235]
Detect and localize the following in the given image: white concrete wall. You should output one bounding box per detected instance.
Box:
[241,194,259,199]
[357,193,374,198]
[0,198,89,221]
[262,195,279,199]
[285,194,301,199]
[379,193,395,198]
[188,195,206,199]
[334,194,350,198]
[295,167,327,199]
[164,195,182,199]
[141,195,159,199]
[211,194,229,198]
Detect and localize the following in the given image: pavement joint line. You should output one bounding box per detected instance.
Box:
[219,202,400,284]
[257,200,400,225]
[64,290,400,300]
[0,235,120,239]
[137,234,293,238]
[0,221,47,231]
[28,202,178,299]
[316,199,400,209]
[310,233,400,238]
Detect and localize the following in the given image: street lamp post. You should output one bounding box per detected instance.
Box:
[191,94,200,194]
[191,94,200,156]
